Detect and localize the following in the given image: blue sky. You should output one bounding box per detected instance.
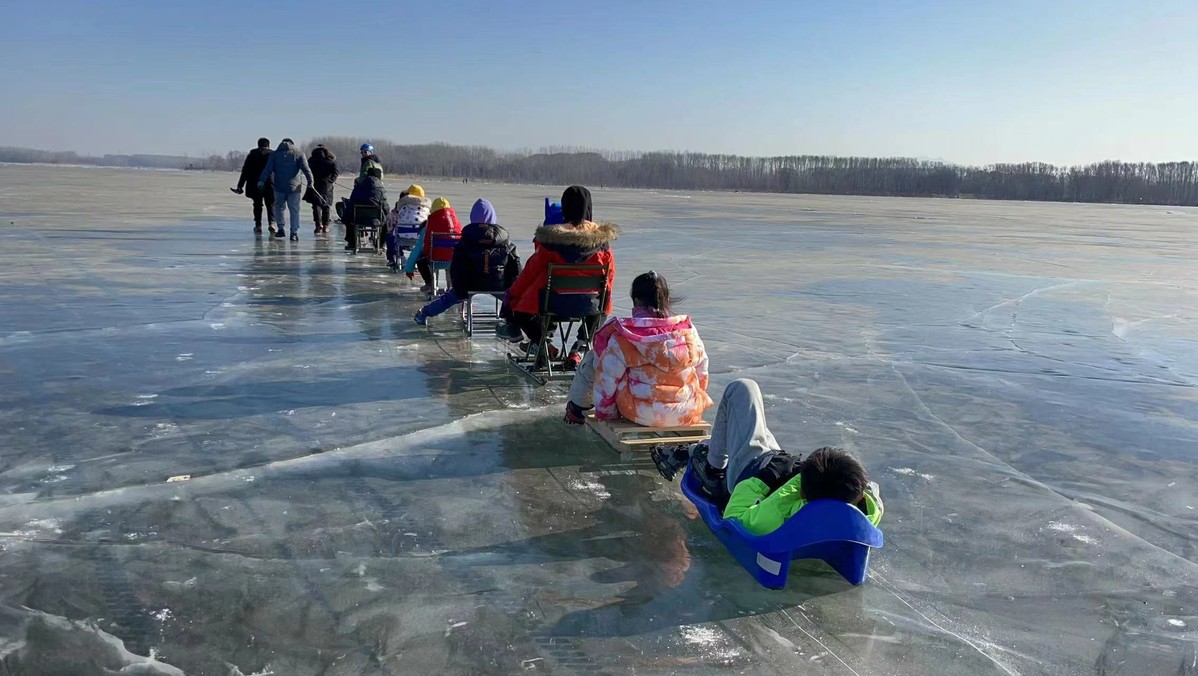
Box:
[4,0,1196,165]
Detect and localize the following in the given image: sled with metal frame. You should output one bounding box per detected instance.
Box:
[351,204,384,254]
[507,264,609,386]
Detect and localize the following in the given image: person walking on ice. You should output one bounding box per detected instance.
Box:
[258,138,315,241]
[231,137,275,234]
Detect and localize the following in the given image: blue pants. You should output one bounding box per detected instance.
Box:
[420,289,464,318]
[386,231,408,263]
[421,290,504,319]
[273,190,302,235]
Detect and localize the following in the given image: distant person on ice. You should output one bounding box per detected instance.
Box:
[258,138,315,241]
[305,144,339,234]
[342,167,389,251]
[231,137,274,234]
[414,198,522,324]
[563,271,712,426]
[650,379,883,534]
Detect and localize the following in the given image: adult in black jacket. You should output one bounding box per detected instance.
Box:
[343,167,389,251]
[306,145,339,233]
[414,199,521,324]
[232,137,274,233]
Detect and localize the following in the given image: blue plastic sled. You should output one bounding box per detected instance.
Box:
[680,468,883,588]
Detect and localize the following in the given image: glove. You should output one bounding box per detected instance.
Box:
[564,400,589,425]
[230,187,243,194]
[753,451,802,493]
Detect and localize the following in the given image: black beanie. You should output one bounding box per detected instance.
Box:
[258,137,270,148]
[561,185,593,225]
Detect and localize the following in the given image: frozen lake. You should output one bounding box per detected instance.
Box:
[0,164,1195,674]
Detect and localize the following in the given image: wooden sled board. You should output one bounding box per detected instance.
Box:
[586,415,712,453]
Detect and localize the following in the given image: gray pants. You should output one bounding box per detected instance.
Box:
[566,350,597,408]
[707,379,782,492]
[273,190,302,235]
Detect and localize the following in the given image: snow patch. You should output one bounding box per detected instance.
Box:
[1047,521,1097,544]
[889,467,935,481]
[679,625,743,661]
[568,479,611,499]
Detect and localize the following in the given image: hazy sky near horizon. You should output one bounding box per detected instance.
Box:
[4,0,1196,166]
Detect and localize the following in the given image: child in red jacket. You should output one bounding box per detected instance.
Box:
[505,186,619,362]
[405,197,462,294]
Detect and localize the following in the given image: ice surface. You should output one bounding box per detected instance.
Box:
[0,165,1195,673]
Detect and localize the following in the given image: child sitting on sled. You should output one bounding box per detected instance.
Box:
[651,378,883,535]
[562,271,712,426]
[404,197,462,293]
[413,198,521,324]
[385,184,432,271]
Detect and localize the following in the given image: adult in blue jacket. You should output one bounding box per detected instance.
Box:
[258,138,315,241]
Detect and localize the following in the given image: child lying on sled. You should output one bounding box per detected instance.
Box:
[651,378,883,535]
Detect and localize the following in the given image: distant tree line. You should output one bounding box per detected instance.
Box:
[0,146,242,171]
[5,141,1198,206]
[309,137,1198,206]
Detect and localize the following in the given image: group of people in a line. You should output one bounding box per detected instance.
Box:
[410,182,884,536]
[234,139,373,240]
[232,138,884,537]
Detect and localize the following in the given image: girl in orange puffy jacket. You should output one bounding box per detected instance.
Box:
[564,271,713,428]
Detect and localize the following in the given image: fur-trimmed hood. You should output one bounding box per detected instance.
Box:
[399,194,432,209]
[534,220,619,250]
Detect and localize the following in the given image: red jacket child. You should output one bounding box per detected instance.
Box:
[424,197,463,264]
[507,220,620,315]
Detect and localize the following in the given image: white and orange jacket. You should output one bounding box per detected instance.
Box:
[567,312,713,427]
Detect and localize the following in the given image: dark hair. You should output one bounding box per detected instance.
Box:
[800,447,868,504]
[257,137,270,148]
[282,137,294,144]
[630,271,674,317]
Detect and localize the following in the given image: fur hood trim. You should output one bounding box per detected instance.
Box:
[534,221,620,248]
[399,194,431,208]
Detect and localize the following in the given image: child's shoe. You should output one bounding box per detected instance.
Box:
[564,400,589,425]
[565,340,587,370]
[413,311,428,326]
[650,443,692,482]
[495,321,524,343]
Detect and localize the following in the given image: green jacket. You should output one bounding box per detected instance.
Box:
[358,157,384,184]
[723,476,884,535]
